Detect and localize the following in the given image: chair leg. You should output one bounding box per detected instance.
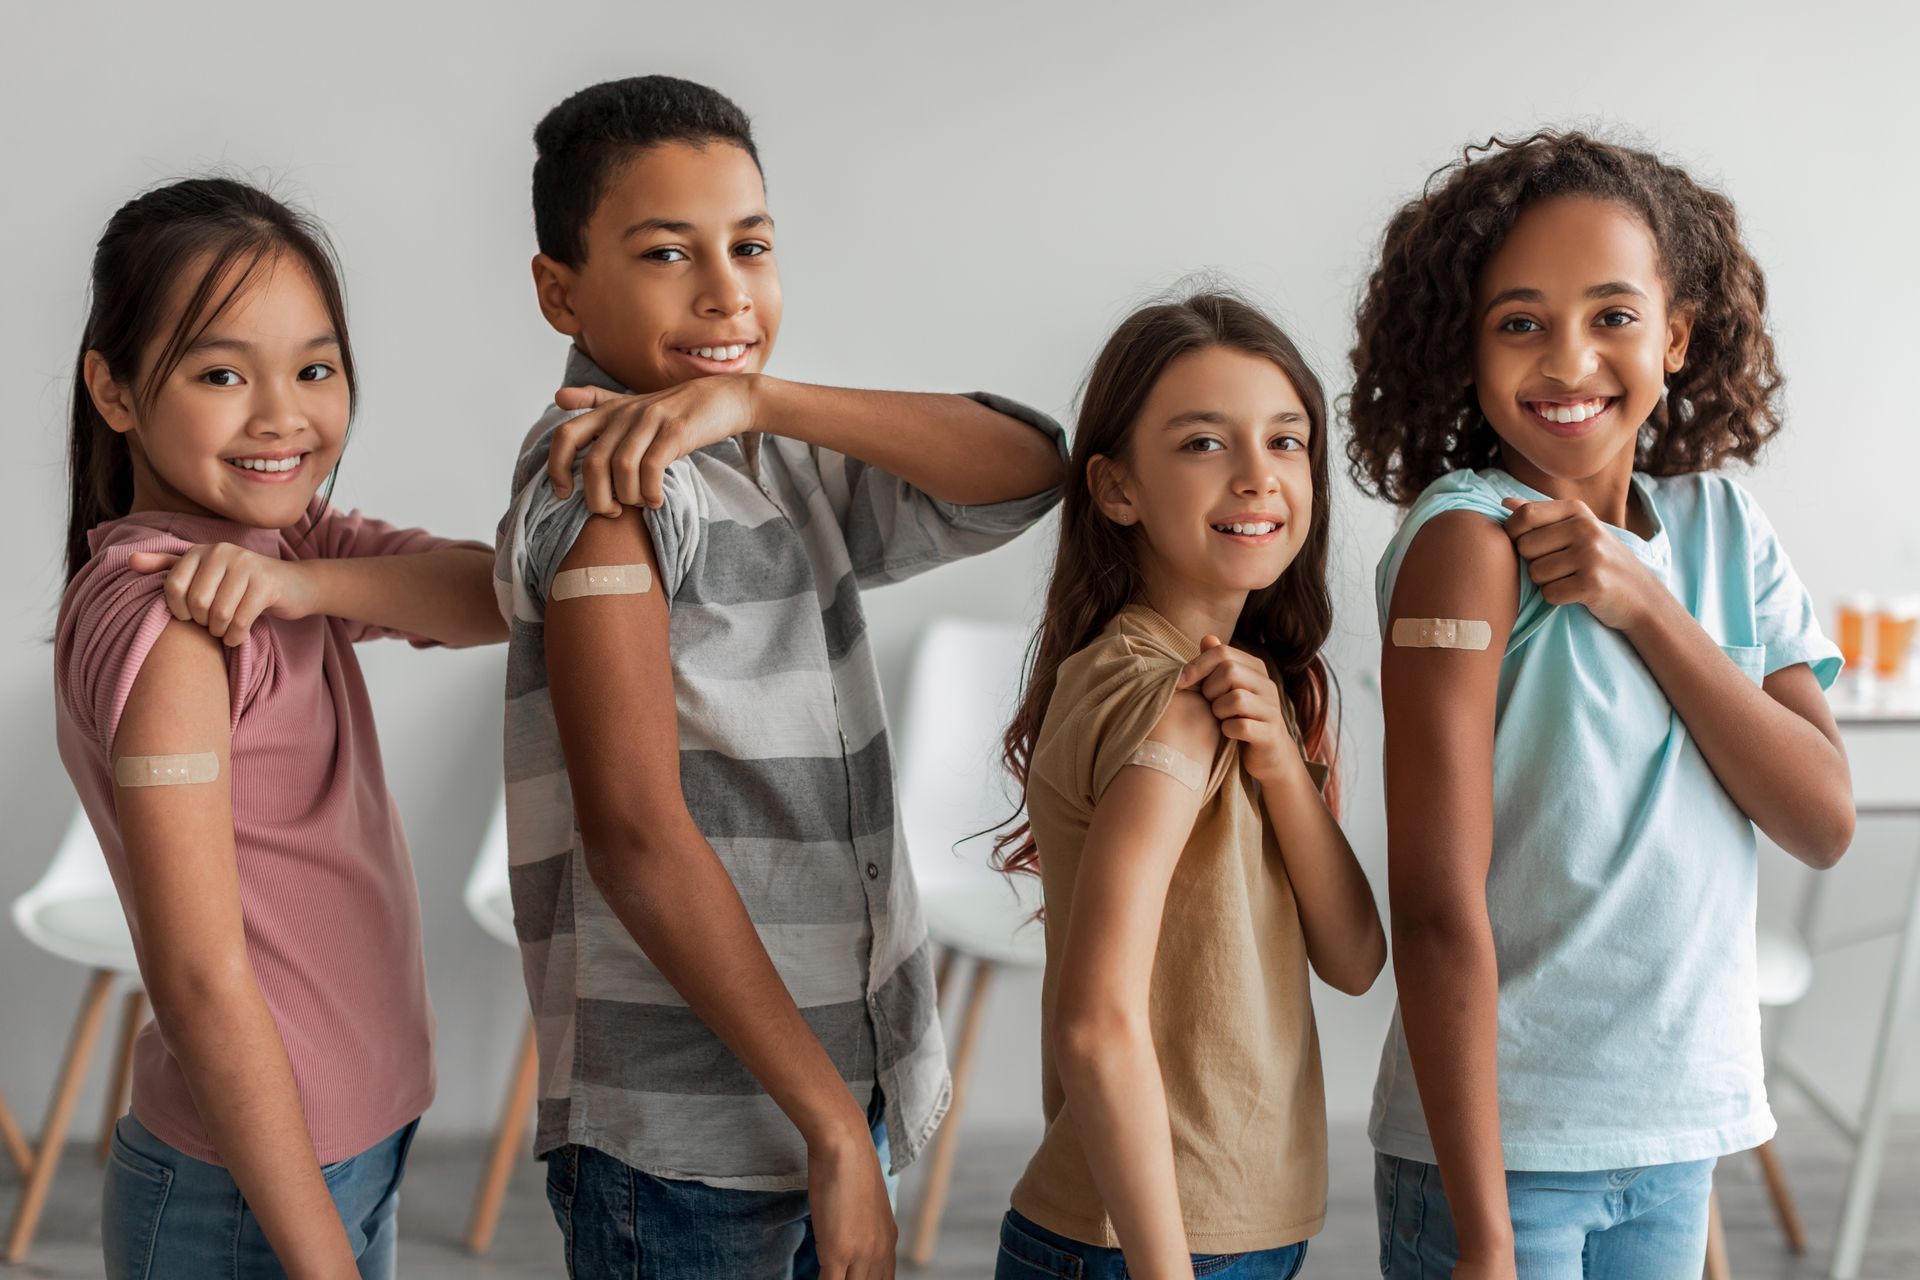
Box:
[907,958,994,1266]
[0,1088,31,1178]
[1704,1186,1730,1280]
[933,946,956,1015]
[1751,1139,1806,1253]
[464,1019,540,1255]
[5,969,116,1263]
[97,988,148,1164]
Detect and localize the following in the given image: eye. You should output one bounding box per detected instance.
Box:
[1183,437,1224,453]
[200,368,241,387]
[298,363,334,382]
[734,242,770,258]
[1271,435,1306,453]
[1597,309,1637,328]
[643,246,688,263]
[1498,315,1542,334]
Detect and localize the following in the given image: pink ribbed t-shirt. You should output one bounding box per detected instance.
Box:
[54,502,481,1166]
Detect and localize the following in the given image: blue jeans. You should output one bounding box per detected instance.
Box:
[1375,1152,1716,1278]
[995,1208,1309,1278]
[543,1106,890,1278]
[101,1111,418,1280]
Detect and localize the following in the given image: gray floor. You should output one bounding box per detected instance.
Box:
[4,1117,1916,1277]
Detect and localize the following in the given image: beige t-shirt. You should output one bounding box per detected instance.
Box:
[1008,604,1327,1253]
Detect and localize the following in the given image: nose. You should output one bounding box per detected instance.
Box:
[696,257,752,319]
[1233,445,1281,498]
[1540,324,1601,386]
[246,375,304,439]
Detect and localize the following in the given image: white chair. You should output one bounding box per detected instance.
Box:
[461,790,540,1255]
[6,809,147,1263]
[895,617,1047,1264]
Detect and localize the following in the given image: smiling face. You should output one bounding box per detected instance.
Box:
[92,252,350,528]
[1092,345,1315,616]
[532,140,781,394]
[1473,196,1692,490]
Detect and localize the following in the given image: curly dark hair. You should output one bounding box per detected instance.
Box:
[1345,130,1783,506]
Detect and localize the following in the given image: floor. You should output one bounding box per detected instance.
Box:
[4,1117,1916,1277]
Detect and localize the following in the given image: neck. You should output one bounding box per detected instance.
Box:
[1137,554,1247,648]
[127,461,221,523]
[1498,439,1651,535]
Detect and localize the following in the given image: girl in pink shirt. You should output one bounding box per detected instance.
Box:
[53,178,504,1280]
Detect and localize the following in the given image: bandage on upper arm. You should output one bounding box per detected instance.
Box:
[1126,739,1207,790]
[551,563,652,601]
[1391,617,1492,651]
[114,752,219,787]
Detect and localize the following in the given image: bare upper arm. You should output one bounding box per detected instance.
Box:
[543,508,694,860]
[1380,512,1521,914]
[111,619,248,987]
[1056,689,1220,1023]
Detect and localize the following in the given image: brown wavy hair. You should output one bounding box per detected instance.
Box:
[1345,130,1783,506]
[995,292,1340,882]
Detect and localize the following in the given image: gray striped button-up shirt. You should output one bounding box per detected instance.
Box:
[496,348,1065,1189]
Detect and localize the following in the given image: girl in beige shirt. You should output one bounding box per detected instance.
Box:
[994,293,1387,1279]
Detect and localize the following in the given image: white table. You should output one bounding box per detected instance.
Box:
[1768,684,1920,1279]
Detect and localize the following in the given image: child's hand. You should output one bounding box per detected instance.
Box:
[129,546,317,646]
[806,1130,897,1279]
[546,376,761,516]
[1500,497,1663,632]
[1177,635,1301,786]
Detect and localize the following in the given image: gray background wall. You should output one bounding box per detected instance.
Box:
[3,0,1917,1150]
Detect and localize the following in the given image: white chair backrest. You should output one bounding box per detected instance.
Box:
[12,808,137,972]
[462,790,517,949]
[894,617,1035,902]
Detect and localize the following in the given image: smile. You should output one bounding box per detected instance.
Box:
[1526,396,1616,426]
[671,342,757,368]
[223,452,308,481]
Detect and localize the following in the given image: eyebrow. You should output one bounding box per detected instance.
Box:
[1483,280,1650,315]
[184,333,339,356]
[1163,410,1307,430]
[622,212,774,240]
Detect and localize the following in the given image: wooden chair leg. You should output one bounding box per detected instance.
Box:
[933,946,956,1015]
[0,1088,31,1178]
[1749,1139,1806,1253]
[5,969,116,1263]
[1704,1185,1730,1280]
[907,958,994,1266]
[97,988,148,1164]
[464,1019,540,1255]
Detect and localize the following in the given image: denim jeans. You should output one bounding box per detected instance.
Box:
[1375,1152,1717,1278]
[994,1208,1310,1279]
[542,1101,890,1279]
[101,1111,418,1280]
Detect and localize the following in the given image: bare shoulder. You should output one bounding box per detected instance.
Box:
[1389,509,1520,622]
[1148,687,1223,758]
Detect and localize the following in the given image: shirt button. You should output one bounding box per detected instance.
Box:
[866,862,880,880]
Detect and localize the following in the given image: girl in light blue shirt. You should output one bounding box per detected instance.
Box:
[1345,131,1853,1280]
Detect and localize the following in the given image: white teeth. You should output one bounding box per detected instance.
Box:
[1535,398,1608,424]
[1214,521,1278,535]
[231,456,300,472]
[690,344,747,361]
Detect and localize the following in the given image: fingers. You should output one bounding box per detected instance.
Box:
[1525,548,1583,587]
[1177,642,1255,690]
[554,385,622,411]
[127,551,180,575]
[224,583,272,647]
[162,547,209,622]
[206,568,252,640]
[611,405,673,509]
[1500,497,1589,540]
[546,407,604,497]
[580,437,619,518]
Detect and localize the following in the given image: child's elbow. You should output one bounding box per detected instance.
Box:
[1317,932,1387,997]
[1793,800,1856,871]
[1052,1004,1149,1081]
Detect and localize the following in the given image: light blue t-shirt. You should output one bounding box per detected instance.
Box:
[1368,467,1842,1171]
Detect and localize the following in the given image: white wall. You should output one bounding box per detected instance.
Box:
[3,0,1917,1148]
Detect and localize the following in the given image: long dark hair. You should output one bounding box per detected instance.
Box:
[995,292,1340,880]
[1346,130,1782,507]
[65,177,357,581]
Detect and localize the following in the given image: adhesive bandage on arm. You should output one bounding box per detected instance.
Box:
[114,752,219,788]
[551,563,652,602]
[1126,739,1208,791]
[1391,618,1493,651]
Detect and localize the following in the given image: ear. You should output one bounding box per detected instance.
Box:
[83,351,139,435]
[1086,454,1140,528]
[532,254,584,338]
[1664,305,1694,374]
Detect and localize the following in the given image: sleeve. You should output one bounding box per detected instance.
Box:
[496,409,703,628]
[1739,486,1843,687]
[59,540,266,750]
[817,391,1068,589]
[1374,470,1555,655]
[1067,640,1234,810]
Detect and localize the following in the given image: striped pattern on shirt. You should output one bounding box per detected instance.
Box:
[495,347,1065,1189]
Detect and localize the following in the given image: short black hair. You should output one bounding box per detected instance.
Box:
[532,75,760,268]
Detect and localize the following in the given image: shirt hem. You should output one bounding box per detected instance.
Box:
[1009,1188,1324,1254]
[1369,1109,1776,1172]
[132,1081,435,1169]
